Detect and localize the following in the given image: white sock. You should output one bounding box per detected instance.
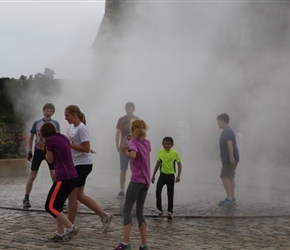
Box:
[67,224,75,232]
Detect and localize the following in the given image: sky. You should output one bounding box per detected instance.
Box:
[0,1,105,79]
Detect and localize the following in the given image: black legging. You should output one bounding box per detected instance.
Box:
[156,173,175,213]
[123,182,148,227]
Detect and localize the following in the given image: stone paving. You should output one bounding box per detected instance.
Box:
[1,161,290,249]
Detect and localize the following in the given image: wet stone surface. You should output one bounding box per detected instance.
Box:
[1,161,290,249]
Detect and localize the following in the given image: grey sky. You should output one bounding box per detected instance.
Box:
[0,1,104,79]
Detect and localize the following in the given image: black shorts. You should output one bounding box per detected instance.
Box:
[75,164,93,187]
[31,149,54,171]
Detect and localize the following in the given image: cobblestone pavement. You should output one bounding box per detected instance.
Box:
[1,161,290,249]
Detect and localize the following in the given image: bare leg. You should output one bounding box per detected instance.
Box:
[25,171,38,195]
[68,188,79,224]
[230,178,235,198]
[123,223,132,243]
[139,222,147,246]
[120,170,127,191]
[56,212,73,234]
[221,178,233,198]
[77,186,106,218]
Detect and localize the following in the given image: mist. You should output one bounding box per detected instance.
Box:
[10,1,290,206]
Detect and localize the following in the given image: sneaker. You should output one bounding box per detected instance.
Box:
[167,212,173,220]
[102,213,114,232]
[139,246,149,250]
[218,198,236,207]
[23,198,31,208]
[113,243,132,250]
[155,209,163,217]
[116,191,125,199]
[47,233,65,242]
[65,225,79,241]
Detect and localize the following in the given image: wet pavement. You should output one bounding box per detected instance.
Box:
[1,160,290,249]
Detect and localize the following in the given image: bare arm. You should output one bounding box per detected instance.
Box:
[227,140,236,166]
[121,145,136,159]
[28,133,34,151]
[71,141,90,153]
[151,160,160,184]
[115,130,120,152]
[176,162,182,183]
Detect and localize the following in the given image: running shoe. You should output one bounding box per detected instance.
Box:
[155,210,163,217]
[46,233,65,242]
[113,243,132,250]
[167,212,173,220]
[139,245,150,250]
[23,198,31,208]
[116,191,125,199]
[218,198,236,207]
[102,213,114,232]
[65,225,79,241]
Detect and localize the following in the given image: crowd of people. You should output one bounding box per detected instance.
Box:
[22,102,239,250]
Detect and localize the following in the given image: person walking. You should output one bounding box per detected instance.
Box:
[23,103,60,208]
[217,113,239,207]
[65,105,113,232]
[151,136,182,220]
[114,119,151,250]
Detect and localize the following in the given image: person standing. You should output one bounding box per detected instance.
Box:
[65,105,113,232]
[151,136,182,220]
[114,119,151,250]
[115,102,137,199]
[23,103,60,208]
[217,113,239,207]
[40,122,79,242]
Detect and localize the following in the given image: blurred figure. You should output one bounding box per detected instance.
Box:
[115,102,137,199]
[217,113,239,207]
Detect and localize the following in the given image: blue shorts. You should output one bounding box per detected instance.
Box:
[119,151,130,171]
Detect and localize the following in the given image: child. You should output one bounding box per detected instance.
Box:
[217,113,239,207]
[23,103,60,208]
[151,136,182,220]
[64,105,113,232]
[40,122,79,242]
[114,119,151,250]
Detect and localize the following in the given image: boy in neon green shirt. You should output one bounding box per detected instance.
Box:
[151,137,182,219]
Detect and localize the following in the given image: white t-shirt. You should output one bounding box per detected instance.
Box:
[68,122,93,166]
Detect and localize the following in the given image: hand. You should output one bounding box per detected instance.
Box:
[90,149,96,154]
[176,176,181,183]
[151,177,155,184]
[230,158,237,166]
[121,145,128,153]
[27,151,33,162]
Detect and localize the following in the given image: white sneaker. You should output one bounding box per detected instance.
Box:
[102,213,113,233]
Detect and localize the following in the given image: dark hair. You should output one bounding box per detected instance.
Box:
[125,102,135,109]
[217,113,230,124]
[43,103,55,113]
[40,122,57,138]
[162,136,174,144]
[65,105,86,125]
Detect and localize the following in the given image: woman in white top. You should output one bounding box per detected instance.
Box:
[65,105,113,232]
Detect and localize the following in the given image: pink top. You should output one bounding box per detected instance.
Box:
[129,138,151,188]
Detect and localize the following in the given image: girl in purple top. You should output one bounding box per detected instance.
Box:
[40,122,79,242]
[114,119,151,250]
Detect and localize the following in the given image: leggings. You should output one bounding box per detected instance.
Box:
[45,178,77,218]
[123,182,148,227]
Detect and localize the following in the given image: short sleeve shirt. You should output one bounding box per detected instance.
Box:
[45,133,78,181]
[129,138,151,188]
[30,118,60,150]
[68,122,92,166]
[116,115,137,146]
[219,126,239,164]
[158,148,180,175]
